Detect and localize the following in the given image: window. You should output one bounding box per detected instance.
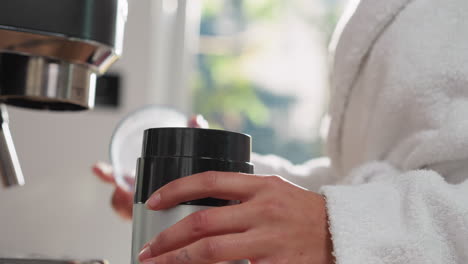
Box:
[193,0,344,163]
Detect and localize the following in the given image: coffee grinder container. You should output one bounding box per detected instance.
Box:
[132,128,254,264]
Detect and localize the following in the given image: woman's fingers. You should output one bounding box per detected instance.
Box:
[111,185,133,219]
[93,162,133,219]
[146,171,266,210]
[93,162,115,184]
[141,204,254,260]
[141,232,265,264]
[187,114,209,128]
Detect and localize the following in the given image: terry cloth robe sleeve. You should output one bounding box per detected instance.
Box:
[319,0,468,263]
[253,0,468,262]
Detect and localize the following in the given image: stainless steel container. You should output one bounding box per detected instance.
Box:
[132,128,254,264]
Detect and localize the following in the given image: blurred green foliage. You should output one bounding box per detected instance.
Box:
[194,55,269,127]
[193,0,343,163]
[243,0,283,21]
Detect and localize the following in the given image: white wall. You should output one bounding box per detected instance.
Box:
[0,1,165,263]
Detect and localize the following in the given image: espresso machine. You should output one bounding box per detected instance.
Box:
[0,0,128,188]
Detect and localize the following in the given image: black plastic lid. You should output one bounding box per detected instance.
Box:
[141,128,251,162]
[134,157,254,206]
[134,128,254,206]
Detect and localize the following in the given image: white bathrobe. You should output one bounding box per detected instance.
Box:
[252,0,468,263]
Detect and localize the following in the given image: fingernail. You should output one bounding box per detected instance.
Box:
[138,245,152,261]
[96,161,113,174]
[195,114,209,128]
[146,193,161,209]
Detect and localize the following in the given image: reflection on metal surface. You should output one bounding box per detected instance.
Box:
[0,105,24,187]
[0,0,127,111]
[0,28,120,74]
[0,53,97,110]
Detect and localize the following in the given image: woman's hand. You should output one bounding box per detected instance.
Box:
[139,172,334,264]
[92,115,210,220]
[93,162,134,219]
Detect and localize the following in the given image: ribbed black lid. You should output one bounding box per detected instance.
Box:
[141,128,251,162]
